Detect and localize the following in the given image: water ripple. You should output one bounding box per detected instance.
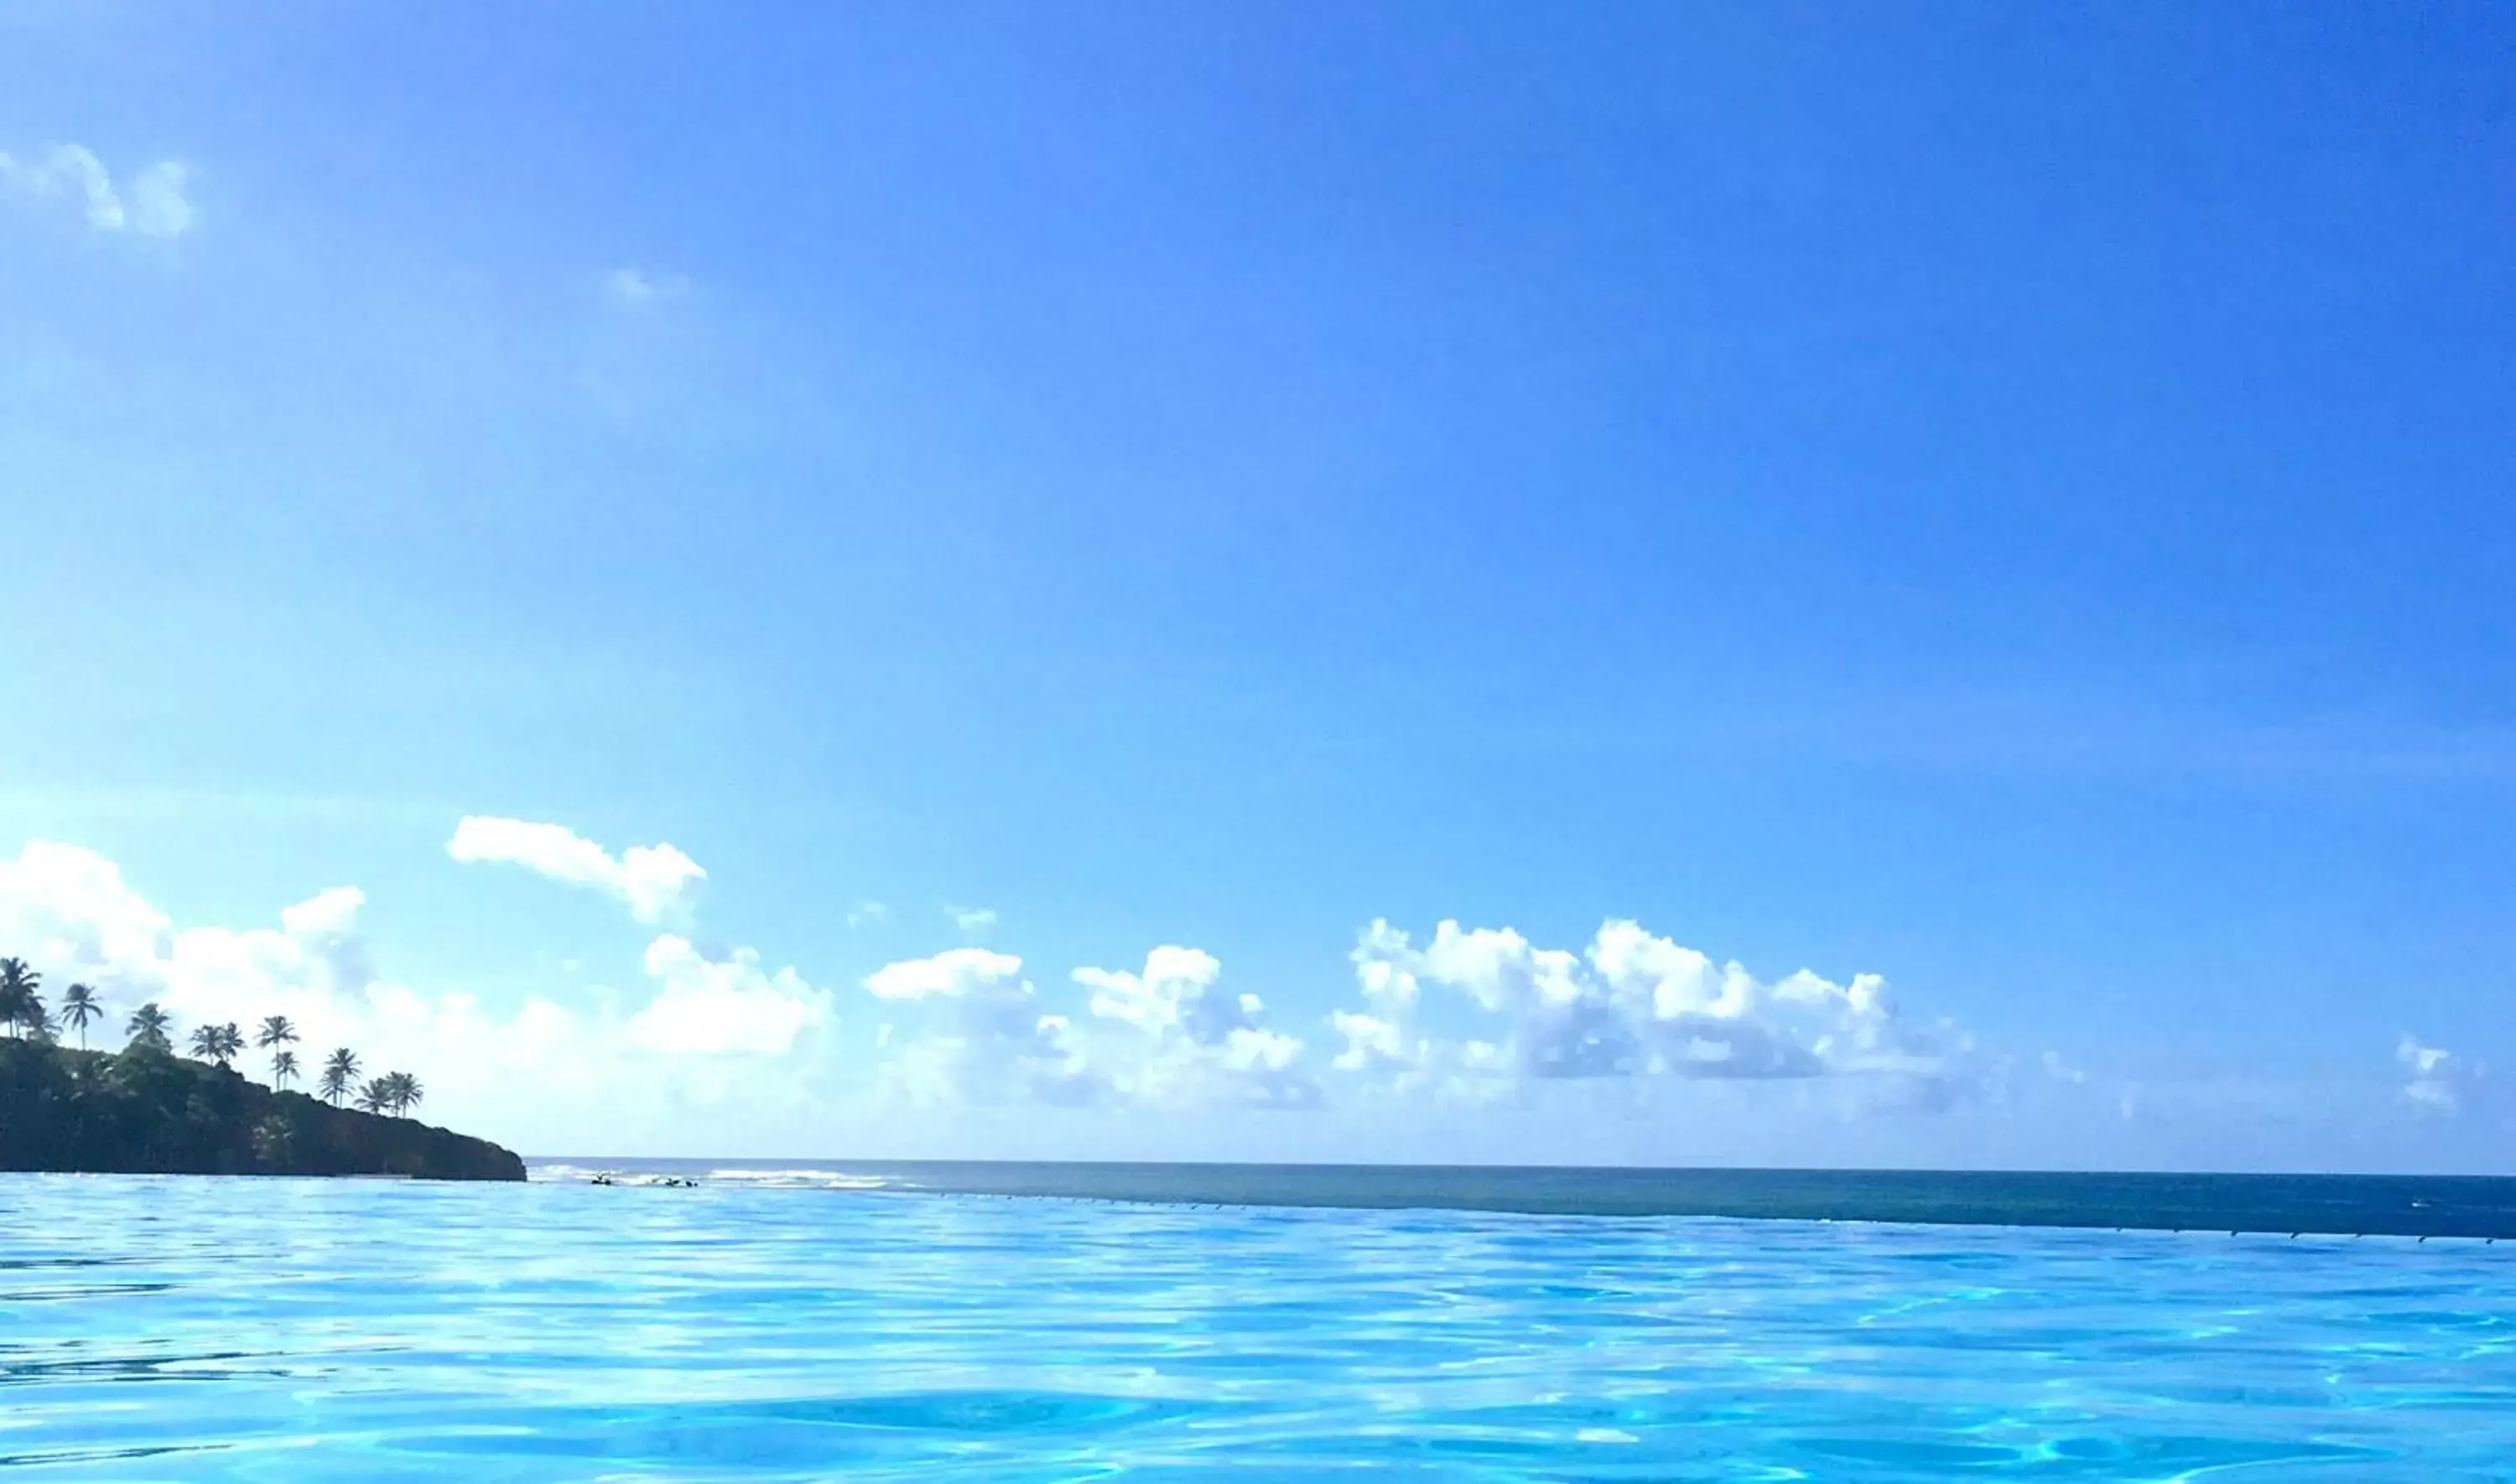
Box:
[0,1174,2509,1479]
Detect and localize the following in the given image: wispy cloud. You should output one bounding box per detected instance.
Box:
[845,900,890,930]
[446,817,704,924]
[0,144,191,237]
[2041,1050,2089,1085]
[601,267,689,308]
[948,905,998,937]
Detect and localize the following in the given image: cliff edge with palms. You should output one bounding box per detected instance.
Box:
[0,953,518,1180]
[0,1039,525,1180]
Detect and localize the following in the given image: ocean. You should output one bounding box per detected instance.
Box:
[4,1163,2512,1480]
[545,1159,2516,1239]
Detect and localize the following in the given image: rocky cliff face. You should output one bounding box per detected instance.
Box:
[0,1042,525,1181]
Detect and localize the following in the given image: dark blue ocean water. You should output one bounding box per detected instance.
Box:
[549,1159,2516,1239]
[3,1165,2511,1480]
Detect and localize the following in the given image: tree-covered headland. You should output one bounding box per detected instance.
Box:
[0,957,523,1180]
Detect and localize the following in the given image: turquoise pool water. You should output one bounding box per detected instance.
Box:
[3,1171,2511,1480]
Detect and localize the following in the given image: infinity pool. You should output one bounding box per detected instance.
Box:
[3,1172,2509,1479]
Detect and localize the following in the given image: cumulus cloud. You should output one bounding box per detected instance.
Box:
[1336,917,1986,1106]
[0,834,2038,1142]
[0,144,192,236]
[0,843,376,1046]
[1330,918,1425,1076]
[858,943,1318,1112]
[0,840,179,983]
[1076,947,1316,1108]
[447,817,704,923]
[2399,1035,2482,1115]
[0,840,828,1151]
[630,936,829,1056]
[864,948,1103,1107]
[865,946,1021,1002]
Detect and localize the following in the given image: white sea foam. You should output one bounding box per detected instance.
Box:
[524,1163,898,1191]
[705,1168,895,1190]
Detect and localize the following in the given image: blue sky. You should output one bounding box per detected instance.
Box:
[4,3,2512,1168]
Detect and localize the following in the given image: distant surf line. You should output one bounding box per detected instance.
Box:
[528,1160,2516,1241]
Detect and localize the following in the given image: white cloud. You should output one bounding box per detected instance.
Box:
[845,900,889,929]
[1333,920,1427,1076]
[1331,1008,1408,1072]
[1339,917,1986,1104]
[860,943,1315,1110]
[860,943,1319,1112]
[0,840,179,983]
[2040,1050,2089,1085]
[949,905,998,937]
[603,267,689,306]
[279,885,363,938]
[447,816,704,923]
[1078,945,1224,1035]
[2399,1034,2482,1115]
[0,840,829,1152]
[1075,947,1318,1108]
[628,935,829,1056]
[865,946,1022,1002]
[863,947,1103,1107]
[23,833,2502,1166]
[1,144,192,236]
[127,161,193,237]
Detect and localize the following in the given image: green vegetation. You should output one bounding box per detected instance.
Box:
[1,957,47,1039]
[189,1022,243,1065]
[59,984,101,1048]
[320,1047,360,1105]
[0,962,521,1180]
[356,1071,424,1115]
[126,1002,172,1051]
[256,1014,299,1088]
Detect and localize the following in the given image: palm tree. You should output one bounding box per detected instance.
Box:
[189,1022,244,1066]
[257,1014,299,1082]
[59,985,101,1050]
[319,1047,360,1106]
[125,1002,172,1052]
[354,1076,392,1113]
[270,1049,300,1089]
[0,957,40,1038]
[383,1071,424,1116]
